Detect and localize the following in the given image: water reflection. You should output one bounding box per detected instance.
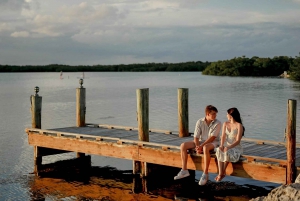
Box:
[27,157,271,201]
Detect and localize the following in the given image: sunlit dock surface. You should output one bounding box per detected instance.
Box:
[26,124,300,184]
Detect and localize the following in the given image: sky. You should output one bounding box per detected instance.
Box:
[0,0,300,65]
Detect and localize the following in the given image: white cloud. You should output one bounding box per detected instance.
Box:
[11,31,29,37]
[0,23,12,32]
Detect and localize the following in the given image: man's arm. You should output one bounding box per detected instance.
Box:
[200,136,216,146]
[194,137,200,146]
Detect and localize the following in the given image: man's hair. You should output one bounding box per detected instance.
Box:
[205,105,218,115]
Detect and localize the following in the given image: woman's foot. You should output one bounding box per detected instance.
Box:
[214,174,225,182]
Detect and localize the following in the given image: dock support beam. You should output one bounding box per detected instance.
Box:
[287,99,297,184]
[76,79,86,158]
[31,86,42,174]
[178,88,189,137]
[135,88,149,177]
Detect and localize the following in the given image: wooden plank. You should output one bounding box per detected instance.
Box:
[242,137,287,146]
[28,133,140,160]
[261,149,287,159]
[245,145,281,157]
[241,155,287,166]
[50,125,300,148]
[243,144,275,154]
[27,132,286,184]
[149,129,172,134]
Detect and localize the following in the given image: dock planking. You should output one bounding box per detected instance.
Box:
[26,125,299,184]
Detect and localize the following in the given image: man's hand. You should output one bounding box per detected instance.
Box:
[195,145,203,154]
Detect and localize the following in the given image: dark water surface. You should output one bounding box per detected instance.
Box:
[1,72,299,200]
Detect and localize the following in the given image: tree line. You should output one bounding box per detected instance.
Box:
[202,55,300,80]
[0,61,210,73]
[1,55,300,80]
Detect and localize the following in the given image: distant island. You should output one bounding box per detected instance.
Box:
[0,61,210,73]
[1,55,300,80]
[202,56,298,79]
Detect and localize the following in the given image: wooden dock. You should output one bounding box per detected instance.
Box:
[26,84,299,185]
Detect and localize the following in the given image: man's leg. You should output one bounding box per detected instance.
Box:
[174,141,195,180]
[199,143,215,185]
[180,141,196,170]
[202,143,215,174]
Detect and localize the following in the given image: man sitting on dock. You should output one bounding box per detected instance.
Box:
[174,105,221,185]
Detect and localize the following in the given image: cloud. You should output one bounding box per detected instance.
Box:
[0,1,300,65]
[11,31,29,37]
[0,23,12,32]
[0,0,29,11]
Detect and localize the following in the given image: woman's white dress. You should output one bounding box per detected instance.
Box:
[216,127,243,162]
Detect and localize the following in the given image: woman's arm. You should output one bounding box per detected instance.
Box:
[219,122,227,152]
[225,123,243,151]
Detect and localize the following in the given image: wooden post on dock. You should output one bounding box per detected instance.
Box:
[135,88,149,177]
[76,79,86,158]
[76,79,86,127]
[287,99,297,184]
[178,88,189,137]
[31,86,42,174]
[136,88,149,141]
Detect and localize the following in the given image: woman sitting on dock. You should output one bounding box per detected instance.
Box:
[215,107,244,182]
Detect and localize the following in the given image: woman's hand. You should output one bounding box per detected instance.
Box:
[224,147,229,152]
[219,146,224,152]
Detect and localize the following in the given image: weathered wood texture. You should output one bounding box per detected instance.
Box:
[136,88,149,142]
[31,94,42,174]
[26,127,290,184]
[31,95,42,129]
[178,88,189,137]
[287,99,297,184]
[76,87,86,127]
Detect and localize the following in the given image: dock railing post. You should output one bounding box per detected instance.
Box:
[31,86,42,174]
[76,79,86,158]
[178,88,189,137]
[287,99,297,184]
[135,88,149,177]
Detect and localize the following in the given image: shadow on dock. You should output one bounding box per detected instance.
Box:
[28,156,273,201]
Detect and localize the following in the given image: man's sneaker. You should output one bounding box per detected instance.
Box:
[198,173,208,185]
[174,169,190,180]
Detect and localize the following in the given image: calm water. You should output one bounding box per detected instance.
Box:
[0,72,300,200]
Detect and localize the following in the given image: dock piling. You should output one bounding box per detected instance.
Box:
[287,99,297,184]
[31,86,42,129]
[178,88,189,137]
[76,79,86,127]
[136,88,149,141]
[30,86,42,173]
[76,79,86,158]
[135,88,149,177]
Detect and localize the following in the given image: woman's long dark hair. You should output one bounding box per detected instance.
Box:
[227,107,245,136]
